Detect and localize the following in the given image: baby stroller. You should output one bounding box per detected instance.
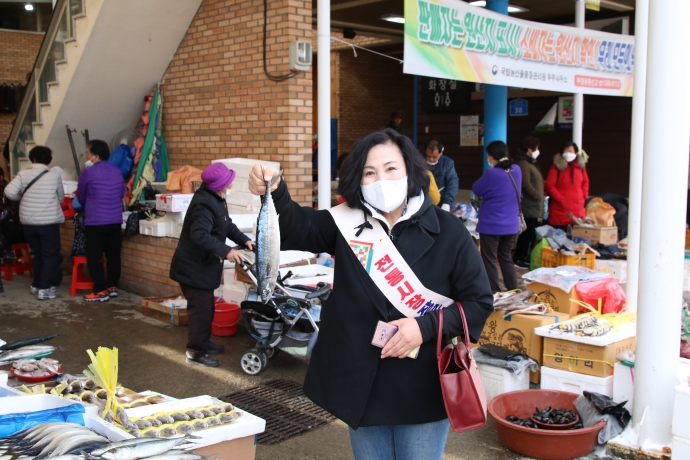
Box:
[237,259,330,375]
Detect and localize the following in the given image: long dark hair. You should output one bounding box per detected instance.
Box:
[486,140,513,170]
[338,129,429,208]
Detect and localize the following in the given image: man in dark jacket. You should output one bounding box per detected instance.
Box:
[170,163,254,367]
[76,140,126,302]
[425,139,459,210]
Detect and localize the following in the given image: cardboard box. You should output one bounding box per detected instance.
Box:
[594,259,627,284]
[542,335,636,377]
[222,284,248,306]
[474,311,570,384]
[527,282,584,316]
[141,297,188,326]
[155,193,194,212]
[572,226,618,245]
[195,434,256,460]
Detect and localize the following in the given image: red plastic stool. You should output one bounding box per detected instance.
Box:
[2,243,33,281]
[70,256,94,297]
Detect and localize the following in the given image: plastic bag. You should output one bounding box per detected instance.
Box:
[585,391,631,428]
[574,278,626,314]
[472,346,539,377]
[530,238,550,271]
[108,144,135,179]
[536,225,574,251]
[522,266,610,293]
[165,166,202,194]
[0,403,85,438]
[587,197,616,227]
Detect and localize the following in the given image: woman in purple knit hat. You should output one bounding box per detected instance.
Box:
[472,141,521,293]
[170,163,254,367]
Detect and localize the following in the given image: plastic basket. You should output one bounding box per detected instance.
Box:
[541,247,595,270]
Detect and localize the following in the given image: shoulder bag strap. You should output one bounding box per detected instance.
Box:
[20,170,49,198]
[436,302,470,359]
[506,170,522,216]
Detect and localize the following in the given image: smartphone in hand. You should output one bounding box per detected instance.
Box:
[372,321,419,359]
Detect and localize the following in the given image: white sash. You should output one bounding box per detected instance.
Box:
[328,203,454,318]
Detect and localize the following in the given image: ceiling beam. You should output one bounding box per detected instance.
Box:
[327,0,388,12]
[319,20,404,37]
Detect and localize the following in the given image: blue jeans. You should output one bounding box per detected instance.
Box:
[349,419,450,460]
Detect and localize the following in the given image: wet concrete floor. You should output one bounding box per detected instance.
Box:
[0,273,609,460]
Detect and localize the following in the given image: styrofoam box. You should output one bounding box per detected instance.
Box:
[151,182,168,193]
[673,436,690,460]
[165,212,185,239]
[156,193,194,212]
[0,393,98,416]
[0,370,7,386]
[0,383,24,397]
[226,191,260,208]
[477,362,529,402]
[63,180,78,196]
[613,362,634,412]
[673,383,690,439]
[124,395,265,449]
[534,321,636,346]
[222,284,248,306]
[278,264,334,287]
[594,259,627,284]
[139,220,167,237]
[540,366,613,397]
[228,213,257,233]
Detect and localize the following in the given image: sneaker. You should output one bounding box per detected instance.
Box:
[207,341,225,354]
[514,259,530,269]
[84,290,110,302]
[185,350,219,367]
[37,289,56,300]
[106,287,119,298]
[31,286,57,295]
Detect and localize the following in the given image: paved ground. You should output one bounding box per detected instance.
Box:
[0,273,610,460]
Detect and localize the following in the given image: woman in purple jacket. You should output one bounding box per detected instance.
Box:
[76,140,126,302]
[472,141,521,293]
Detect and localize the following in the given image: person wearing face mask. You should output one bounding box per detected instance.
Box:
[512,136,544,268]
[472,141,522,293]
[169,163,255,367]
[425,139,459,211]
[544,141,590,230]
[248,129,492,460]
[75,140,126,302]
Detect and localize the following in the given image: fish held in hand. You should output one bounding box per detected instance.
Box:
[256,167,283,304]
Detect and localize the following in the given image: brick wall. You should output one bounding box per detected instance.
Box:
[0,29,43,174]
[60,222,182,298]
[162,0,313,206]
[335,49,415,154]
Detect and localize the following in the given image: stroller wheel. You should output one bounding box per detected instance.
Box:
[256,341,278,359]
[241,348,266,375]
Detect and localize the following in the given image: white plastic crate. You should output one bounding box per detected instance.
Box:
[476,363,530,402]
[139,220,167,237]
[540,366,613,397]
[673,436,690,460]
[673,383,690,439]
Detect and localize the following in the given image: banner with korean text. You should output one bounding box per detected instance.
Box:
[404,0,635,96]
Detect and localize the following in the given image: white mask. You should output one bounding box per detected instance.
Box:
[361,176,408,213]
[563,152,577,162]
[531,149,540,160]
[84,160,94,168]
[426,160,438,166]
[221,189,231,200]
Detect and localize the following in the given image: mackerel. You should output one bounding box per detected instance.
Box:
[255,168,283,304]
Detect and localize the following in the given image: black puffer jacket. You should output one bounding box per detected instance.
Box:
[272,180,493,428]
[169,183,250,290]
[514,149,544,219]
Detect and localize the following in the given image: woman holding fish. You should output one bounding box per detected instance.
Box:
[170,163,254,368]
[472,141,521,294]
[248,129,493,460]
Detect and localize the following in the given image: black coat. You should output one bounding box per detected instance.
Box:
[273,180,493,428]
[169,184,250,291]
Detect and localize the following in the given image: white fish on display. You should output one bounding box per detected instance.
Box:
[256,167,283,304]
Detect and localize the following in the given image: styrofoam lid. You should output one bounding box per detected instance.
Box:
[534,321,636,346]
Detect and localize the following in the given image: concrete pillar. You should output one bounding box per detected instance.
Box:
[483,0,508,171]
[633,0,690,450]
[317,0,331,210]
[572,0,585,146]
[625,0,649,312]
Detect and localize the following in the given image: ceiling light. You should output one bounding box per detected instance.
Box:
[25,3,34,11]
[469,1,529,13]
[381,14,405,24]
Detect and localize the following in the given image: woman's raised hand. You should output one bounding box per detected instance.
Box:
[248,164,281,196]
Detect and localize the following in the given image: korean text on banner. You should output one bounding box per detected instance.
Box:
[403,0,634,97]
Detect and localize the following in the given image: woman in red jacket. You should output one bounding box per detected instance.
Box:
[544,141,589,230]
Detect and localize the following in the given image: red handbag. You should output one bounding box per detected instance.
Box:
[437,303,487,433]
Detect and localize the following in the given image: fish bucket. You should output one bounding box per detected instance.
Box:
[212,300,242,336]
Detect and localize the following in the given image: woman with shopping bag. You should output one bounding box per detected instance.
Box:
[248,129,493,460]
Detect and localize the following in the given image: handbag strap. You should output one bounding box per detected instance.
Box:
[20,170,49,198]
[436,302,471,359]
[506,170,522,215]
